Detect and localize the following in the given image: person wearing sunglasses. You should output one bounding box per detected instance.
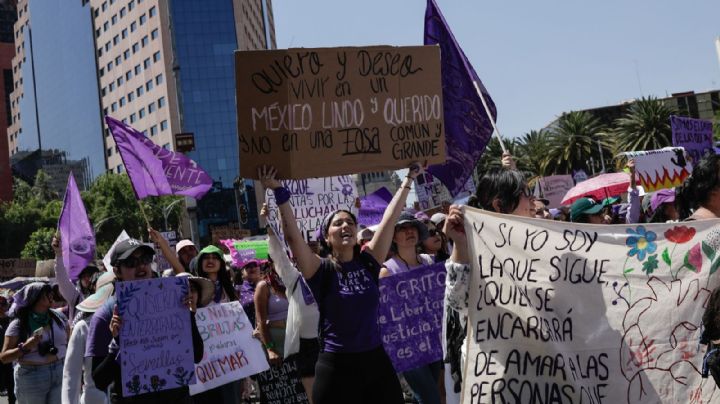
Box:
[85,239,204,404]
[420,220,449,262]
[0,282,69,404]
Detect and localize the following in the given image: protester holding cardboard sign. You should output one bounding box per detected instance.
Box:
[259,163,423,404]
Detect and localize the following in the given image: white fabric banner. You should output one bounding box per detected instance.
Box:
[189,302,269,395]
[462,207,720,403]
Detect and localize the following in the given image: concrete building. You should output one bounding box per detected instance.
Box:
[93,0,275,239]
[7,0,105,192]
[0,0,15,202]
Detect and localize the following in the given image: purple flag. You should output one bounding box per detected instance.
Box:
[424,0,497,197]
[105,116,213,199]
[58,173,96,281]
[358,187,393,227]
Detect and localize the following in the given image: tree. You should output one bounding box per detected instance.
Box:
[21,227,56,260]
[714,110,720,142]
[609,97,676,152]
[544,111,608,175]
[83,173,183,255]
[516,130,551,179]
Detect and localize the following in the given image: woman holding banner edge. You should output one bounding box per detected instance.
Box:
[258,163,422,404]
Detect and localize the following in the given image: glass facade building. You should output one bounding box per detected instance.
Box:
[13,1,104,188]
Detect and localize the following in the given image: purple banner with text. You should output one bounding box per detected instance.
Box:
[378,262,445,373]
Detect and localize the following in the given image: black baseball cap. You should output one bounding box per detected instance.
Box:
[110,239,155,266]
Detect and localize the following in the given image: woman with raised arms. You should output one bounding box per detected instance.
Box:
[258,163,422,404]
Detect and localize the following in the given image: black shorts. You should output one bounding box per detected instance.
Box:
[291,338,319,378]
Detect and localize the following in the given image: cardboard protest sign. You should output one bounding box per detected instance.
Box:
[117,277,195,397]
[378,262,445,372]
[210,225,251,247]
[265,176,358,242]
[623,147,691,192]
[671,115,714,165]
[358,186,393,227]
[461,207,720,403]
[535,175,575,208]
[415,172,474,210]
[236,46,445,179]
[0,259,36,281]
[189,302,269,395]
[257,359,309,404]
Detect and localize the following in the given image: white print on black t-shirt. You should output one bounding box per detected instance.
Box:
[338,269,373,294]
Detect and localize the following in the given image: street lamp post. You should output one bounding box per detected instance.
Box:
[163,198,184,232]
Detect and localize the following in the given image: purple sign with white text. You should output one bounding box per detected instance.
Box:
[671,115,714,165]
[117,277,195,397]
[378,262,445,373]
[358,187,393,227]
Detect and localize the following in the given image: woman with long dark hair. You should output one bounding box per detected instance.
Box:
[0,282,69,404]
[196,246,238,303]
[259,164,421,404]
[676,154,720,220]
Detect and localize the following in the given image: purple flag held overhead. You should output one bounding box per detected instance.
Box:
[58,173,96,281]
[358,187,393,227]
[105,116,213,200]
[424,0,497,197]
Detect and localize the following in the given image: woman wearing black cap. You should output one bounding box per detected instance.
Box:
[258,164,421,404]
[85,239,204,404]
[0,282,70,404]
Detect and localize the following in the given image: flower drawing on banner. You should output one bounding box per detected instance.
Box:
[620,277,715,402]
[683,243,703,273]
[664,226,696,244]
[642,255,659,275]
[626,226,657,262]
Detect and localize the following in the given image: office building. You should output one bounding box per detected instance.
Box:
[93,0,275,239]
[8,0,105,192]
[0,0,15,201]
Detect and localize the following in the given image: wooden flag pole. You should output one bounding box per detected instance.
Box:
[136,199,151,229]
[473,81,508,154]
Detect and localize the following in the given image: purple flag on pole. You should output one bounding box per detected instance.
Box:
[424,0,497,197]
[58,173,96,281]
[105,116,213,200]
[358,187,393,227]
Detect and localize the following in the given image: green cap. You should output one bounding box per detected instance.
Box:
[570,198,603,222]
[601,196,620,207]
[198,245,224,260]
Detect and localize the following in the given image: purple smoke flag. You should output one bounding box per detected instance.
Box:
[424,0,497,197]
[105,116,212,199]
[58,173,96,281]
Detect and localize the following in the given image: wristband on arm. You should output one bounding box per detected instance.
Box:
[273,187,291,205]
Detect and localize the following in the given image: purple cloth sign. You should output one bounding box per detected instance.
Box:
[358,187,393,227]
[58,172,95,281]
[106,116,213,200]
[378,262,445,373]
[424,0,496,198]
[671,115,714,165]
[117,277,195,397]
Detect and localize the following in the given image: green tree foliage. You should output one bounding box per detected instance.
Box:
[0,171,183,259]
[544,111,608,175]
[608,97,675,152]
[21,227,56,260]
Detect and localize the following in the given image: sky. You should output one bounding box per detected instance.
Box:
[273,0,720,140]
